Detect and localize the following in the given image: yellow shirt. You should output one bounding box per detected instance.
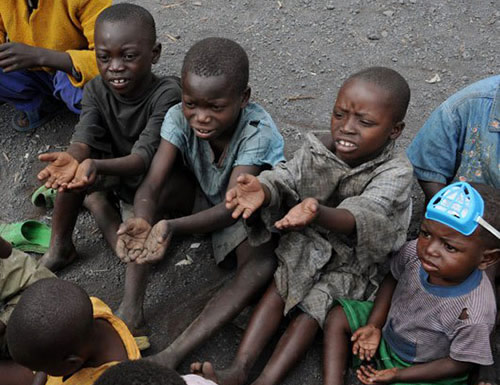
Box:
[46,297,141,385]
[0,0,111,87]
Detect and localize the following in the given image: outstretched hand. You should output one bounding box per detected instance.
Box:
[116,217,151,263]
[67,159,97,190]
[37,152,79,191]
[136,220,174,264]
[0,42,41,72]
[275,197,319,230]
[357,365,398,384]
[351,325,381,361]
[225,174,265,219]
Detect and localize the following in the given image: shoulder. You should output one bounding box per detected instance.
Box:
[372,149,414,181]
[394,239,419,266]
[152,76,182,99]
[462,272,497,325]
[239,103,280,135]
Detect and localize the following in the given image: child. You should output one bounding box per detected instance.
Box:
[0,0,111,131]
[36,3,182,272]
[193,67,414,385]
[95,360,218,385]
[115,37,285,367]
[0,236,55,385]
[406,75,500,201]
[6,277,141,385]
[323,182,499,385]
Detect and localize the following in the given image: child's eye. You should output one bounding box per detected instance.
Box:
[419,230,431,239]
[124,54,137,61]
[211,105,224,112]
[97,55,109,62]
[184,101,195,108]
[333,111,343,119]
[444,243,457,252]
[360,120,374,127]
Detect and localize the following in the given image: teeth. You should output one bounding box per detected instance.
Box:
[111,79,126,84]
[339,140,355,147]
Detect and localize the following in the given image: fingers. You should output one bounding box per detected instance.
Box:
[357,366,376,384]
[38,152,61,163]
[230,204,246,219]
[236,173,253,184]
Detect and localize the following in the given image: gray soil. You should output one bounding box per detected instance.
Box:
[1,0,499,384]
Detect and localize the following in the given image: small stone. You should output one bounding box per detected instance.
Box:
[326,3,335,10]
[383,10,394,17]
[391,57,398,62]
[367,32,380,40]
[381,30,389,38]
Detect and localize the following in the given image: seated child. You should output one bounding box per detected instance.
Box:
[36,3,182,272]
[0,236,55,385]
[323,182,499,385]
[406,75,500,201]
[115,37,285,367]
[95,359,218,385]
[0,0,111,131]
[192,67,414,385]
[6,277,141,385]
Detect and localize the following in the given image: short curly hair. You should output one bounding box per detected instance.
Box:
[94,360,186,385]
[181,37,249,94]
[471,183,500,249]
[347,66,411,123]
[96,3,156,44]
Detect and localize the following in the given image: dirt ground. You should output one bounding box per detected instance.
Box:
[1,0,499,384]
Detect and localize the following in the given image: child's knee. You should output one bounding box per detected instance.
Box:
[325,305,350,332]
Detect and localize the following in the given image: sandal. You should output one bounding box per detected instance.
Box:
[31,185,57,209]
[11,101,62,133]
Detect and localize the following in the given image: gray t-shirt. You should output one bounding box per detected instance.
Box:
[71,75,182,202]
[383,240,495,365]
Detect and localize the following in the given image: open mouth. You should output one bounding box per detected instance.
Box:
[420,258,438,271]
[335,139,357,151]
[109,78,130,88]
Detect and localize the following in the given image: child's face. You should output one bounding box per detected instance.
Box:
[181,71,250,143]
[94,20,160,99]
[416,219,487,286]
[0,237,12,259]
[330,79,403,167]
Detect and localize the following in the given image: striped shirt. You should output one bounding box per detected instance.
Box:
[383,240,495,365]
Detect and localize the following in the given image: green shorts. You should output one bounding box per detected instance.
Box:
[336,299,468,385]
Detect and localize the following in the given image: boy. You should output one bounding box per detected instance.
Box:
[406,75,500,201]
[0,0,111,131]
[193,67,414,385]
[36,3,182,272]
[95,360,218,385]
[6,277,140,385]
[323,182,499,385]
[115,37,284,367]
[0,236,55,385]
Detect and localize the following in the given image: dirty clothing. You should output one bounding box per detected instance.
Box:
[46,297,141,385]
[407,75,500,187]
[385,240,495,365]
[71,75,181,203]
[0,248,55,326]
[161,102,285,262]
[247,133,413,327]
[182,374,219,385]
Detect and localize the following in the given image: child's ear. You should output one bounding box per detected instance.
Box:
[240,86,251,109]
[151,42,162,64]
[478,248,500,270]
[389,121,405,140]
[64,354,85,373]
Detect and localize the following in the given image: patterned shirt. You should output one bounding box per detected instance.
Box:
[384,240,495,365]
[407,75,500,187]
[247,133,414,326]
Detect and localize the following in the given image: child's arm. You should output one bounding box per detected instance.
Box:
[135,165,264,264]
[31,372,48,385]
[67,154,146,190]
[37,143,91,191]
[357,357,472,384]
[351,273,397,361]
[418,180,446,203]
[0,43,74,74]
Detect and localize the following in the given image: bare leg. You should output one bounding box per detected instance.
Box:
[251,311,319,385]
[83,191,122,251]
[39,190,83,271]
[117,164,197,334]
[190,281,284,385]
[149,238,277,369]
[323,305,352,385]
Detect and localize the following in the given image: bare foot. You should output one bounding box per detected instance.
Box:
[190,361,247,385]
[39,245,77,272]
[115,304,147,337]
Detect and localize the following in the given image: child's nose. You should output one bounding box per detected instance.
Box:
[109,58,125,72]
[424,240,440,257]
[196,109,211,123]
[339,117,356,134]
